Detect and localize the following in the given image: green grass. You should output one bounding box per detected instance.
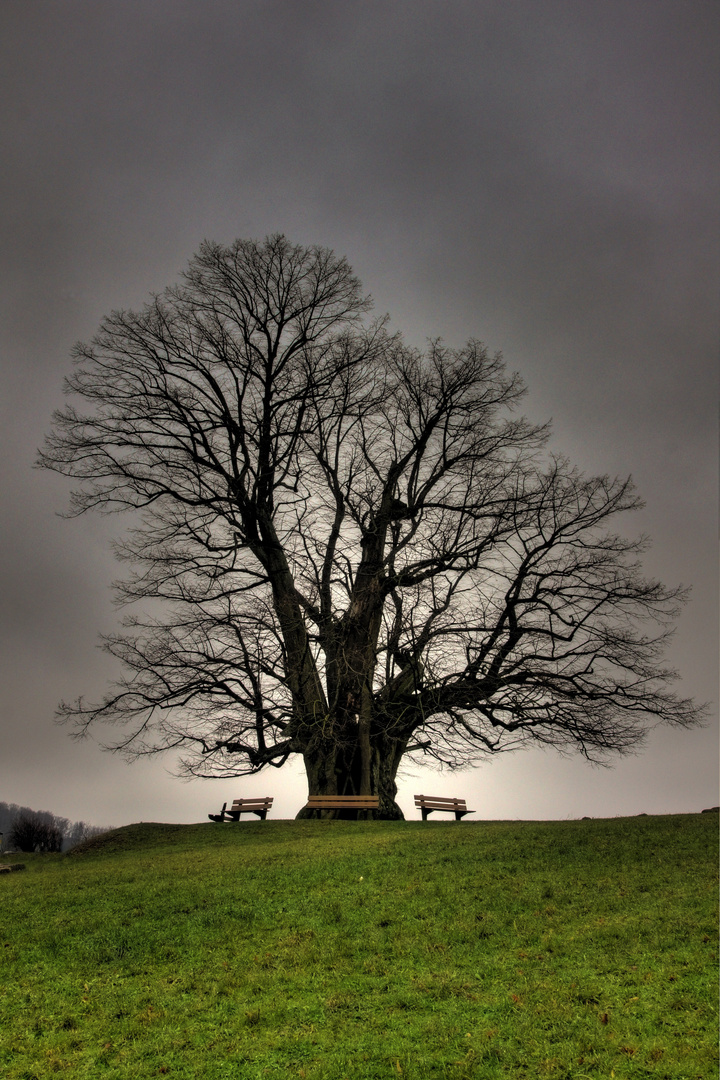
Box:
[0,814,716,1079]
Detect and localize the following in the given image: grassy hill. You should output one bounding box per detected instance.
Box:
[0,814,717,1079]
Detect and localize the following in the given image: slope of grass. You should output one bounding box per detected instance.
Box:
[0,814,716,1079]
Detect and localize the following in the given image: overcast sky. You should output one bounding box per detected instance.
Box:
[1,0,717,828]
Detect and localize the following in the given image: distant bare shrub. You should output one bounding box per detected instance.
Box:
[9,811,63,853]
[0,803,110,852]
[64,820,110,850]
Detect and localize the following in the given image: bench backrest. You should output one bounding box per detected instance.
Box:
[306,795,379,808]
[230,798,273,810]
[414,795,468,811]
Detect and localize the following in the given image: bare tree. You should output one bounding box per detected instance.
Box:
[39,235,705,818]
[9,811,64,853]
[63,820,111,850]
[0,803,108,851]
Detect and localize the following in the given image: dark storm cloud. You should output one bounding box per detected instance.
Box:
[1,0,716,823]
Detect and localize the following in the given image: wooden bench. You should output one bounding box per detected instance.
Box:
[415,795,474,821]
[208,797,273,822]
[304,795,379,818]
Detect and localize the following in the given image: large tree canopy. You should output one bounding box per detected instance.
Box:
[40,235,704,818]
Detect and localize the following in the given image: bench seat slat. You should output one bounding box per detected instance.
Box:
[305,795,379,807]
[306,795,378,801]
[415,801,467,809]
[415,799,468,808]
[415,796,466,804]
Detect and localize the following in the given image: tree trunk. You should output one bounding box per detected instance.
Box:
[295,730,407,820]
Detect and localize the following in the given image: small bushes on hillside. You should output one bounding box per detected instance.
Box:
[9,811,63,852]
[0,801,110,852]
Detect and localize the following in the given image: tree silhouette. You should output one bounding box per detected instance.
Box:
[9,811,63,853]
[39,235,705,818]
